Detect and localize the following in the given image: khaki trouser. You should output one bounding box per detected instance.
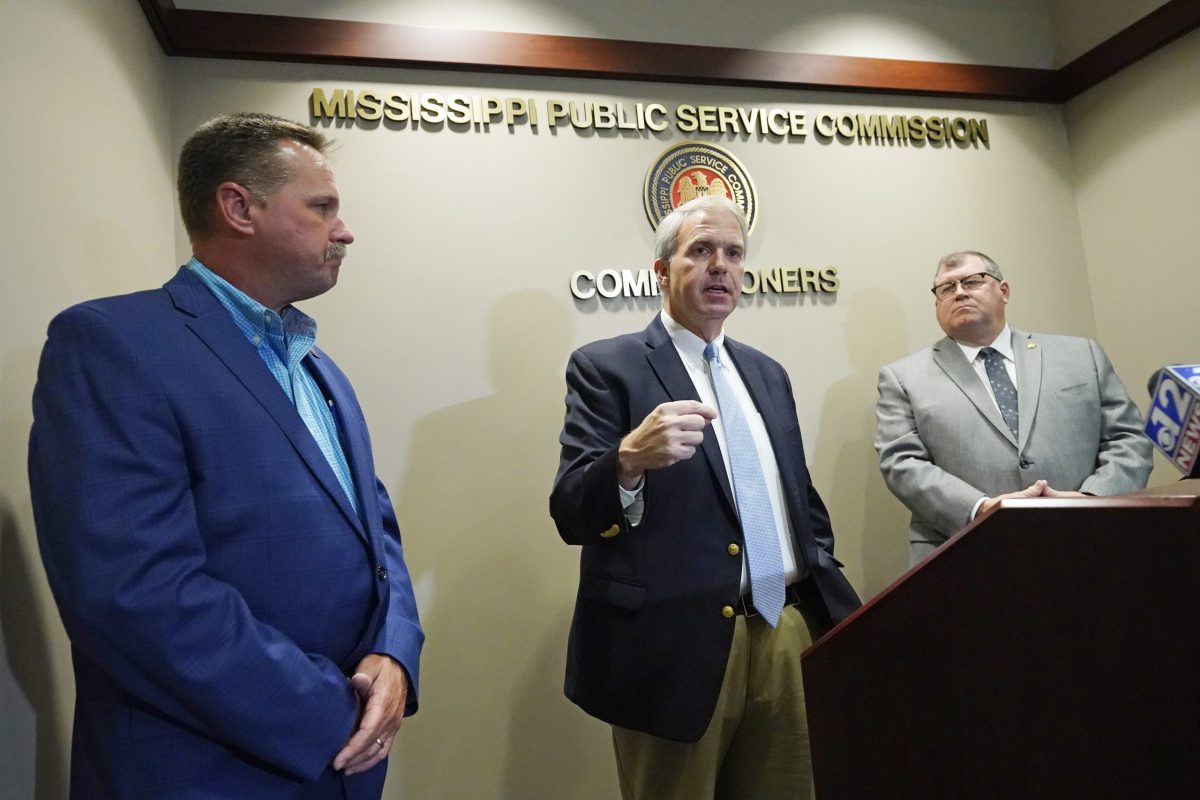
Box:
[612,604,816,800]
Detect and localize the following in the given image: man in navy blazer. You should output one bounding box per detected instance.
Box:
[550,196,860,799]
[28,113,423,798]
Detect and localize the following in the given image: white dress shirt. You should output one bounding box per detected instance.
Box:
[620,311,803,591]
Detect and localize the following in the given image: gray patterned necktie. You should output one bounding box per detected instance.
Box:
[703,343,787,626]
[980,347,1018,438]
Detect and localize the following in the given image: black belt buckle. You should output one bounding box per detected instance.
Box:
[738,584,801,618]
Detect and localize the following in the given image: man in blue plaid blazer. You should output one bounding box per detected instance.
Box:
[28,113,423,798]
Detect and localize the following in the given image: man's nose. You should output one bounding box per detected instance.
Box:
[333,223,354,244]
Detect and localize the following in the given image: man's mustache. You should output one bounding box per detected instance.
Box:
[325,243,348,262]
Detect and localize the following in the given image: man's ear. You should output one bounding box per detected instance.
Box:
[653,258,669,285]
[214,181,257,236]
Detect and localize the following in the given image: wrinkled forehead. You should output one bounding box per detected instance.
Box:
[679,209,744,247]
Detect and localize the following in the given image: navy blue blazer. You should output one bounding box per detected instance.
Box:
[550,316,861,743]
[29,267,423,799]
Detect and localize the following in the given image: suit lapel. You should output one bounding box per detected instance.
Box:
[307,351,374,542]
[932,336,1017,447]
[1012,328,1041,449]
[164,268,366,534]
[642,318,737,517]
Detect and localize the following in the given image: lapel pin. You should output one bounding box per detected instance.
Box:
[600,524,620,538]
[1027,342,1037,349]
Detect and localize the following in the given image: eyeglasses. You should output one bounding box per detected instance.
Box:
[931,272,998,300]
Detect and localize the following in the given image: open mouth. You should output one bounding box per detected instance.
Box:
[705,284,731,295]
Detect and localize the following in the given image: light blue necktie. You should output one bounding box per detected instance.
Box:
[703,343,787,626]
[980,347,1018,439]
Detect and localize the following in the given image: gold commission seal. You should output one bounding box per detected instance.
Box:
[643,141,758,232]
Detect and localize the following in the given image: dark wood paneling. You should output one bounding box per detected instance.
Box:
[139,0,1199,103]
[136,0,175,52]
[1056,0,1200,100]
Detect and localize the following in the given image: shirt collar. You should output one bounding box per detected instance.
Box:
[660,310,725,369]
[186,257,318,342]
[955,323,1013,364]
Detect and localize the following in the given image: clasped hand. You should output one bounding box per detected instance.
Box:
[979,479,1089,515]
[332,653,408,776]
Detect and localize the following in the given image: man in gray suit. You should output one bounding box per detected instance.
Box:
[875,250,1153,566]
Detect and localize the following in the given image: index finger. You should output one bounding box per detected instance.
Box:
[334,699,389,771]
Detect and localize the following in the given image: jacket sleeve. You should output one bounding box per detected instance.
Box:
[1078,340,1154,495]
[875,362,987,540]
[549,348,632,545]
[370,477,424,715]
[28,306,359,782]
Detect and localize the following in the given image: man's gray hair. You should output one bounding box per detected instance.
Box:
[935,250,1004,282]
[654,196,749,262]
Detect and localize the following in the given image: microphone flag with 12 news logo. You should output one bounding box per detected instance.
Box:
[1145,365,1200,478]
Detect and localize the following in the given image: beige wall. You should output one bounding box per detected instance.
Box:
[0,0,175,797]
[1067,29,1200,485]
[171,62,1098,798]
[1,5,1193,800]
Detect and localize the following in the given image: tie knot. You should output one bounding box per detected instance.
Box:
[979,347,999,361]
[703,342,720,363]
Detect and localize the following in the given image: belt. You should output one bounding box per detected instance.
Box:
[736,583,804,618]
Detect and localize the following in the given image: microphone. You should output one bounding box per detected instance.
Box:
[1144,365,1200,478]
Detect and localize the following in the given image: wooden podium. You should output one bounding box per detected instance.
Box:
[802,481,1200,798]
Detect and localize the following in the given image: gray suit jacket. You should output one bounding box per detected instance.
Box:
[875,328,1152,565]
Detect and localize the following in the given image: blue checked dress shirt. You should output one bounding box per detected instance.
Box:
[186,258,360,515]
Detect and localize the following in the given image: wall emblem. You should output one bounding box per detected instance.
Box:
[642,141,757,231]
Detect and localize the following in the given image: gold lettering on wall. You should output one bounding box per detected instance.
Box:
[569,268,841,300]
[310,89,990,147]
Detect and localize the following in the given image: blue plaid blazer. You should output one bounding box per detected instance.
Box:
[29,266,423,799]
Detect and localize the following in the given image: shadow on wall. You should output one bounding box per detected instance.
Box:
[1,347,68,800]
[813,288,912,601]
[389,289,617,799]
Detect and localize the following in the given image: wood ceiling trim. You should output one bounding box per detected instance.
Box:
[138,0,1199,103]
[1057,0,1200,99]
